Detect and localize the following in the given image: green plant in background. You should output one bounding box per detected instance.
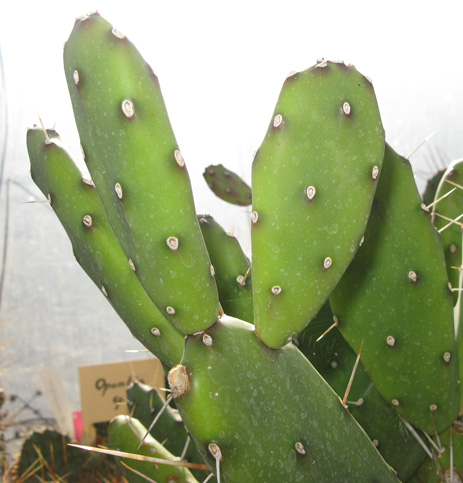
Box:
[26,12,462,482]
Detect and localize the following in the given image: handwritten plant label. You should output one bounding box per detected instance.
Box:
[79,357,164,425]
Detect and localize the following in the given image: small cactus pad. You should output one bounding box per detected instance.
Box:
[330,144,460,434]
[414,418,463,482]
[296,302,427,481]
[63,13,220,334]
[203,164,252,206]
[27,127,184,367]
[198,214,253,322]
[108,415,200,483]
[431,159,463,302]
[168,316,399,482]
[251,60,385,348]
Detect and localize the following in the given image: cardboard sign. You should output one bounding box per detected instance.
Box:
[79,357,165,425]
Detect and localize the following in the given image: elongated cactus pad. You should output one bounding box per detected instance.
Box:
[252,60,385,348]
[413,419,463,482]
[203,164,252,206]
[296,302,427,481]
[330,144,460,434]
[431,159,463,302]
[108,415,200,483]
[168,316,399,482]
[63,13,220,334]
[27,127,184,367]
[198,214,253,322]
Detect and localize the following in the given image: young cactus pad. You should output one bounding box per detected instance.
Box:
[63,13,220,335]
[168,316,399,482]
[330,144,460,434]
[203,164,252,206]
[251,60,385,348]
[431,158,463,301]
[108,415,201,483]
[198,214,253,322]
[27,127,185,367]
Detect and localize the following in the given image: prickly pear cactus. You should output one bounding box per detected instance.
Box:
[330,144,460,434]
[27,127,185,368]
[27,11,463,482]
[251,60,385,349]
[168,316,399,482]
[63,13,220,335]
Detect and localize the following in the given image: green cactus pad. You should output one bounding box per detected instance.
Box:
[251,60,385,348]
[168,316,399,482]
[330,144,460,434]
[296,302,427,481]
[203,164,252,206]
[27,127,185,367]
[108,415,200,483]
[198,214,253,322]
[431,159,463,303]
[63,13,220,334]
[413,418,463,482]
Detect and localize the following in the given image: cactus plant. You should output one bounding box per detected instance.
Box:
[27,12,462,482]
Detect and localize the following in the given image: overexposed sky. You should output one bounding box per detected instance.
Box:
[2,1,463,195]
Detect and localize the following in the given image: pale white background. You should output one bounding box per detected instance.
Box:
[0,0,462,455]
